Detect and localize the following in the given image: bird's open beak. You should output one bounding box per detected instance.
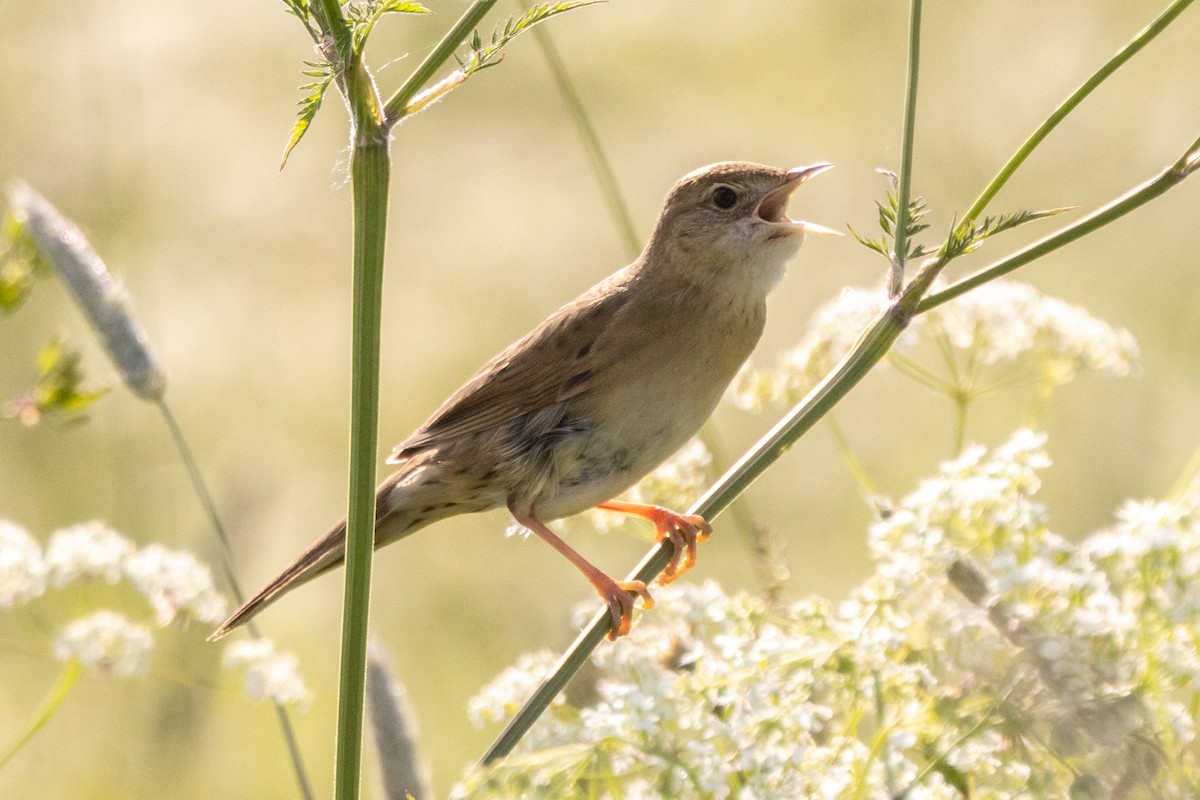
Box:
[757,163,842,238]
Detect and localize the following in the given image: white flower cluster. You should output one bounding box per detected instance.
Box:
[925,280,1139,377]
[0,520,46,607]
[727,280,1139,411]
[1,519,308,707]
[1,519,226,625]
[222,639,311,709]
[124,544,227,626]
[45,520,135,587]
[457,431,1200,798]
[53,610,153,678]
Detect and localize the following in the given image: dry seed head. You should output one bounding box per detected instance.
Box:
[7,181,166,400]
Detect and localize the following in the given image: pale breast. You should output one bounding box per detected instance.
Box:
[529,291,766,520]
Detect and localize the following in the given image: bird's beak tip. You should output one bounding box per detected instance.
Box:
[798,221,844,237]
[787,163,835,184]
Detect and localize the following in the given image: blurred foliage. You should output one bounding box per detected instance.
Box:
[0,2,1197,797]
[4,334,110,428]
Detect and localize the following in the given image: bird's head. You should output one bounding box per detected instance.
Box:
[644,161,838,295]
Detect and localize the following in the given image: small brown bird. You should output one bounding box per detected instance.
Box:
[210,161,836,642]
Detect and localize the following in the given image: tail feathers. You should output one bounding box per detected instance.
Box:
[208,518,348,641]
[208,460,495,642]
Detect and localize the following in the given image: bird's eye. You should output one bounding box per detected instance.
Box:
[710,185,738,210]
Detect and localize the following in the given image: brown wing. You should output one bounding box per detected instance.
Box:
[387,268,635,463]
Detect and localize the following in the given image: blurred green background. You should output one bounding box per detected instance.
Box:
[1,1,1197,797]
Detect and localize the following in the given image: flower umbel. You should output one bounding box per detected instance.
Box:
[53,611,153,678]
[44,521,135,588]
[222,639,311,709]
[124,544,227,626]
[459,431,1199,799]
[0,520,46,607]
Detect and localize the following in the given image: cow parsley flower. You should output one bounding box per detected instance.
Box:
[124,544,226,625]
[53,610,152,677]
[727,281,1138,413]
[222,639,310,708]
[0,520,46,607]
[459,430,1196,798]
[44,520,134,587]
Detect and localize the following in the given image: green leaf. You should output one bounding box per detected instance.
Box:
[941,206,1075,260]
[848,225,891,259]
[459,2,602,77]
[280,62,334,170]
[860,171,932,265]
[0,210,49,313]
[349,0,432,54]
[7,334,110,427]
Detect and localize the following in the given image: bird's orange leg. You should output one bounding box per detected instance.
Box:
[512,510,654,640]
[596,500,712,584]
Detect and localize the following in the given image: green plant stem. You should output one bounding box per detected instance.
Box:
[0,662,79,769]
[157,401,315,800]
[825,415,877,497]
[889,0,922,296]
[960,0,1195,225]
[383,0,500,124]
[480,296,916,765]
[312,0,353,53]
[920,134,1200,313]
[335,122,392,800]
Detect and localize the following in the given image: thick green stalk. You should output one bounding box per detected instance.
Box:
[959,0,1195,225]
[383,0,500,124]
[335,124,391,800]
[889,0,922,296]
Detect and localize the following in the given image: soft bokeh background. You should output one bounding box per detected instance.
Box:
[1,1,1197,797]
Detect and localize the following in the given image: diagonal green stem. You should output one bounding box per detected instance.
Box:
[889,0,922,296]
[383,1,500,124]
[522,0,640,259]
[478,1,1199,760]
[959,0,1194,225]
[921,134,1200,313]
[0,662,79,770]
[480,299,914,765]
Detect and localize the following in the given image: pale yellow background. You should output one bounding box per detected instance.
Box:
[1,2,1197,797]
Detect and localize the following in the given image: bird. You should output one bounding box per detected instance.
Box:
[209,160,837,642]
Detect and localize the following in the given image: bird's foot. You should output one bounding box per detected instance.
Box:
[595,576,655,640]
[596,501,712,583]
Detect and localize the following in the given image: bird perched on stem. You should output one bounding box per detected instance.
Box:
[210,161,837,642]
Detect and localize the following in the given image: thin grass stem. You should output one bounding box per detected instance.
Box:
[157,400,315,800]
[521,0,640,258]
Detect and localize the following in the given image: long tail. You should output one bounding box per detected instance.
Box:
[208,468,451,641]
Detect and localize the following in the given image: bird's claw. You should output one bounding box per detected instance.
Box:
[601,578,654,640]
[649,511,712,584]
